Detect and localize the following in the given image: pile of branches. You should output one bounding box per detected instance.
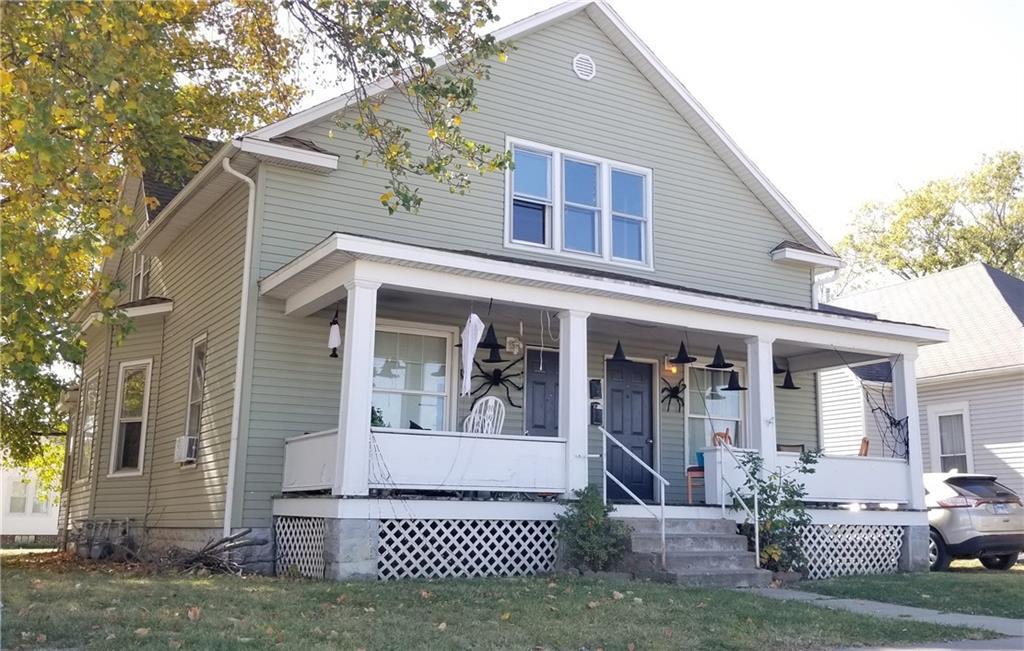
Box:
[163,528,268,576]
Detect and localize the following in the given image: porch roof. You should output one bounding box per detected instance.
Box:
[259,232,948,347]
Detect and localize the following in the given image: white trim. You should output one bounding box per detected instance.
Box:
[770,246,842,270]
[181,334,208,466]
[272,497,563,521]
[505,136,654,269]
[107,359,153,477]
[919,365,1024,385]
[926,401,974,473]
[260,233,948,347]
[372,319,459,431]
[79,301,174,333]
[231,138,338,173]
[245,0,833,256]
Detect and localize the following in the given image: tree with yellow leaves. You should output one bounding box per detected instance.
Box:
[2,1,510,487]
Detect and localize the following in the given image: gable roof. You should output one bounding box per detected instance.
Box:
[247,0,837,259]
[831,263,1024,379]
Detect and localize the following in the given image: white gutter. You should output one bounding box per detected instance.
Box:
[220,157,257,537]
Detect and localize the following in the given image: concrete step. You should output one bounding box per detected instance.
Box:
[662,550,759,572]
[670,568,773,588]
[619,517,737,535]
[630,531,748,553]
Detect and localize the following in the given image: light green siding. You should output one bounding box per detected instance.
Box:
[775,372,820,452]
[257,12,812,305]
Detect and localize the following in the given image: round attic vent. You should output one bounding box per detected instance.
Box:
[572,53,597,80]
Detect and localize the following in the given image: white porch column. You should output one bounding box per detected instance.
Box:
[334,279,381,496]
[745,336,777,472]
[893,351,925,510]
[557,310,590,497]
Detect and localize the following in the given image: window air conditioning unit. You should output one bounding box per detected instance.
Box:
[174,436,198,463]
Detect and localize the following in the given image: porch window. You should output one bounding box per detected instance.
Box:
[372,327,451,431]
[506,138,652,267]
[686,367,743,466]
[110,360,152,474]
[76,373,99,482]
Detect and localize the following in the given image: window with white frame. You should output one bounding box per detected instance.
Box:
[110,360,152,474]
[32,490,50,514]
[507,139,652,265]
[183,335,208,461]
[686,366,744,466]
[371,325,452,431]
[929,404,972,473]
[131,253,150,300]
[76,373,99,482]
[7,479,28,514]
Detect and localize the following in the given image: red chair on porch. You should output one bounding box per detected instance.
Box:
[686,428,731,503]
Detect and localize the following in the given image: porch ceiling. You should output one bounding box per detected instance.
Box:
[259,233,948,354]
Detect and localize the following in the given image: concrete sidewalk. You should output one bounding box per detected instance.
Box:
[747,587,1024,650]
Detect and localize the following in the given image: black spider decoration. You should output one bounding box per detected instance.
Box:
[468,357,524,408]
[660,376,686,412]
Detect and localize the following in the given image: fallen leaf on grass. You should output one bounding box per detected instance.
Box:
[627,644,636,651]
[419,589,434,599]
[363,607,376,613]
[695,602,706,609]
[633,597,643,605]
[135,628,151,637]
[547,582,557,588]
[336,595,348,604]
[169,641,183,649]
[587,601,600,609]
[612,591,624,600]
[187,606,202,621]
[499,612,512,621]
[438,622,447,631]
[35,634,47,643]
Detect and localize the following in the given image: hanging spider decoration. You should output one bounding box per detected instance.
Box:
[660,376,686,412]
[468,357,524,407]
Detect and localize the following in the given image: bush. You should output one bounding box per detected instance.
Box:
[730,450,819,573]
[556,485,631,572]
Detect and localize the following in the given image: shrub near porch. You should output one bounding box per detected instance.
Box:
[1,554,995,650]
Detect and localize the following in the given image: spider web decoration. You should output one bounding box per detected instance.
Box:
[836,351,909,461]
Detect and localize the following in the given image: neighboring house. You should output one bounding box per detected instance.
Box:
[821,263,1024,495]
[60,1,948,583]
[2,463,60,545]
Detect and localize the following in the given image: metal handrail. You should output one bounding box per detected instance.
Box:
[598,426,670,571]
[717,443,760,569]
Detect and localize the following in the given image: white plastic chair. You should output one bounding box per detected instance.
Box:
[463,396,506,435]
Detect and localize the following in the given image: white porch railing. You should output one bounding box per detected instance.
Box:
[598,426,670,571]
[281,428,567,494]
[716,444,759,569]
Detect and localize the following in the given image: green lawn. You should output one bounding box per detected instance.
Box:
[800,560,1024,619]
[0,553,995,650]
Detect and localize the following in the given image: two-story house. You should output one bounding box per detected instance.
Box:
[60,1,947,584]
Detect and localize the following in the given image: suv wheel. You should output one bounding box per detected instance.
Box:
[929,530,951,571]
[979,554,1017,571]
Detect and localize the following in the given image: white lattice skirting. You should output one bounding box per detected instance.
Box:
[275,516,327,579]
[800,524,903,580]
[377,519,558,580]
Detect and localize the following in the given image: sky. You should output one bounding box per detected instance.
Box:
[298,0,1024,243]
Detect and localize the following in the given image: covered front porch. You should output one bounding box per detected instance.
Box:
[261,234,947,514]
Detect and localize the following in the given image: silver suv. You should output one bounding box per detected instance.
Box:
[925,473,1024,571]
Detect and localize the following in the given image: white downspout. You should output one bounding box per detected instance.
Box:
[221,156,257,537]
[811,268,841,309]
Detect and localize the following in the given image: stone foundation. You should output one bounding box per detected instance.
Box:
[324,519,380,580]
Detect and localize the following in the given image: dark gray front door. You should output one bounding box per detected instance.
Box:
[606,359,654,502]
[525,349,559,437]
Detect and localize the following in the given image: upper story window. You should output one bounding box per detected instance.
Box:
[131,253,150,300]
[506,139,652,267]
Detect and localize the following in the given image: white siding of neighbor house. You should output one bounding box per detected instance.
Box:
[919,372,1024,496]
